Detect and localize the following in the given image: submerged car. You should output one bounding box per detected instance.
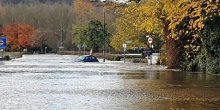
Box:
[75,55,99,62]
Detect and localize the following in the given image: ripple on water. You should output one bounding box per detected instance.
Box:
[0,55,220,110]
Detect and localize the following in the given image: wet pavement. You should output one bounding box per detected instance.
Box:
[0,54,220,110]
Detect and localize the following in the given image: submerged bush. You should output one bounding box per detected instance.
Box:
[180,16,220,74]
[200,16,220,74]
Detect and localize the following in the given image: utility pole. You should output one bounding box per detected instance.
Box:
[103,0,106,62]
[59,29,64,53]
[90,0,107,62]
[61,29,64,47]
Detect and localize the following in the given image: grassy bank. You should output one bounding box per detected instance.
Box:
[58,51,147,63]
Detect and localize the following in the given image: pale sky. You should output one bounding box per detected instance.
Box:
[101,0,129,3]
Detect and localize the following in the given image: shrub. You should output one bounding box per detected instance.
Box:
[4,55,10,60]
[132,58,148,63]
[105,55,121,61]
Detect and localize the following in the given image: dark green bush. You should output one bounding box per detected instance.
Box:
[105,55,121,61]
[179,16,220,74]
[4,55,10,60]
[132,58,148,63]
[200,16,220,74]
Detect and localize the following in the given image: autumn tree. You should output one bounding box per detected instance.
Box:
[0,4,5,23]
[121,0,220,70]
[167,0,220,72]
[0,2,73,51]
[2,24,35,51]
[0,0,73,4]
[30,28,58,53]
[73,0,116,23]
[111,0,186,68]
[110,10,146,51]
[73,0,98,24]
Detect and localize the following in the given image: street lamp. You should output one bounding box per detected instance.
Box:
[91,0,107,62]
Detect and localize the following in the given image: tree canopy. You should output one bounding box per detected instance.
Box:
[2,24,35,51]
[72,20,110,52]
[111,0,220,70]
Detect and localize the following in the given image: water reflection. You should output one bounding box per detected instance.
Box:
[118,70,220,81]
[117,70,220,109]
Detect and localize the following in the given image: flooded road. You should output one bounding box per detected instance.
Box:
[0,54,220,110]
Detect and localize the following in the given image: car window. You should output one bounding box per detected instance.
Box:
[76,56,85,60]
[91,56,96,60]
[85,56,90,60]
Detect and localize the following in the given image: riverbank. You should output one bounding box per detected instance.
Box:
[57,51,160,64]
[57,51,143,61]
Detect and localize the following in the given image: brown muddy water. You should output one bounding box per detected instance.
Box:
[0,54,220,110]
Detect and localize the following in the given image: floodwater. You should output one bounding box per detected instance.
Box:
[0,54,220,110]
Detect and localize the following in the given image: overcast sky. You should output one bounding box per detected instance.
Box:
[101,0,129,3]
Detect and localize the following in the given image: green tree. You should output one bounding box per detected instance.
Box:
[201,16,220,73]
[86,20,106,52]
[72,23,87,48]
[72,20,110,52]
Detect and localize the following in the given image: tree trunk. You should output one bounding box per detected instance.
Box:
[164,22,180,69]
[166,38,180,69]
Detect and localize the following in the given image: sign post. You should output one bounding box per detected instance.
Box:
[123,43,127,63]
[59,46,64,54]
[146,36,153,65]
[148,37,153,48]
[45,47,47,54]
[0,37,7,58]
[0,49,3,58]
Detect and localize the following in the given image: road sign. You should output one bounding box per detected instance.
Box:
[82,43,87,48]
[148,37,153,44]
[77,44,81,48]
[125,40,132,44]
[123,43,127,48]
[0,37,7,49]
[59,46,64,49]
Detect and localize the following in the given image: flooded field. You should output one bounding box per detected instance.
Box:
[0,54,220,110]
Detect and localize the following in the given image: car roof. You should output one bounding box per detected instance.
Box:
[83,55,90,57]
[82,55,96,57]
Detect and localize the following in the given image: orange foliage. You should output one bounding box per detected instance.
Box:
[73,0,96,23]
[2,24,35,51]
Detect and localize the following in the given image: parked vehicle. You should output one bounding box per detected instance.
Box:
[75,55,99,62]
